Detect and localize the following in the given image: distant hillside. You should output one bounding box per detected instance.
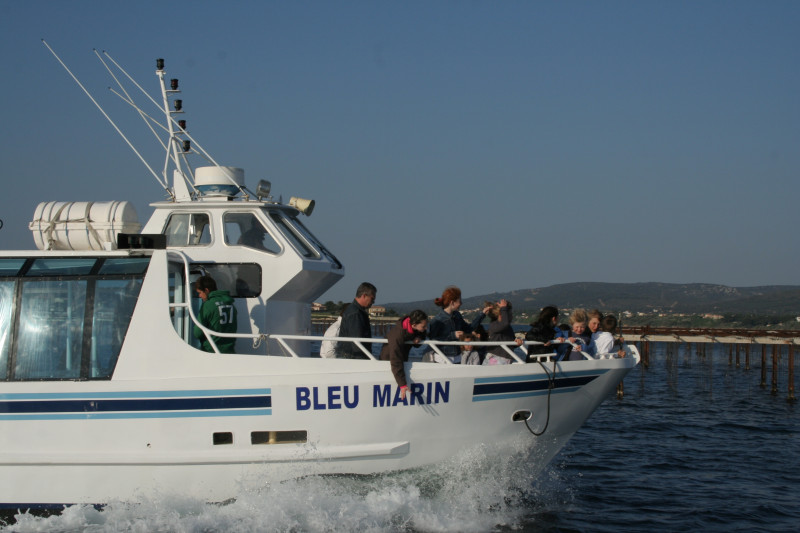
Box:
[385,282,800,317]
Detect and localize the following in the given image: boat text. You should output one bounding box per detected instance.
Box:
[295,381,451,410]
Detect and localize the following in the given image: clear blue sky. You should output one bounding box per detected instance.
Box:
[1,1,798,305]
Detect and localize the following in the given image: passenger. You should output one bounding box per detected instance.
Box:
[319,304,348,359]
[460,333,481,365]
[472,324,489,364]
[566,308,591,360]
[587,314,626,358]
[482,299,523,365]
[336,282,377,359]
[380,310,428,400]
[525,306,563,361]
[193,275,238,353]
[238,225,268,249]
[587,309,603,335]
[427,286,487,363]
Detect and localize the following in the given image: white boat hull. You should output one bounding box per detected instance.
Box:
[0,354,635,506]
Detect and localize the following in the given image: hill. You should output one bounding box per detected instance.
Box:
[385,282,800,318]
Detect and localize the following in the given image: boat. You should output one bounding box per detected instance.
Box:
[0,47,640,508]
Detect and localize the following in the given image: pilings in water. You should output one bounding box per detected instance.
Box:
[789,344,796,401]
[626,327,798,402]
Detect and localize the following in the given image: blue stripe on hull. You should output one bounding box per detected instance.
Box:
[0,389,272,420]
[0,388,271,400]
[0,408,272,421]
[472,372,602,401]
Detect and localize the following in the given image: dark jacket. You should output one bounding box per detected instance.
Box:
[336,299,372,359]
[488,306,516,359]
[193,290,238,353]
[525,321,556,357]
[380,318,425,388]
[428,309,485,357]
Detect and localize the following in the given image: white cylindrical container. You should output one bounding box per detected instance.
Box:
[29,201,141,250]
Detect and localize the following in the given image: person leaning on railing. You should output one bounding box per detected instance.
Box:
[380,310,428,400]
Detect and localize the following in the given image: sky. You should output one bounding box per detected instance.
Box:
[0,1,798,305]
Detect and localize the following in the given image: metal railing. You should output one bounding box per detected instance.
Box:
[166,251,617,361]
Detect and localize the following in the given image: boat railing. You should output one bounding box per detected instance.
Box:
[271,336,552,363]
[168,250,275,354]
[270,336,606,362]
[166,250,602,360]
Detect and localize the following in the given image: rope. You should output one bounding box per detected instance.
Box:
[524,358,557,437]
[44,203,69,250]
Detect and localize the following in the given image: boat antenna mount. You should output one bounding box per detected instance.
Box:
[41,40,175,200]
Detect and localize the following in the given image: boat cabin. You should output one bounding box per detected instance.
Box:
[0,167,344,381]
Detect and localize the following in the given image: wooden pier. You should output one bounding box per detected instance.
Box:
[621,326,798,401]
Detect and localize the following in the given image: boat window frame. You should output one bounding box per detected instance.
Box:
[289,213,342,269]
[0,256,150,382]
[162,211,214,248]
[267,210,320,260]
[191,262,263,299]
[222,211,282,255]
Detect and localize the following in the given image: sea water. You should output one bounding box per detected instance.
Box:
[2,343,797,532]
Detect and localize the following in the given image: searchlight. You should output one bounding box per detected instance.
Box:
[289,197,315,216]
[256,180,271,200]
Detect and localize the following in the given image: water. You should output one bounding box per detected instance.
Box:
[2,343,797,532]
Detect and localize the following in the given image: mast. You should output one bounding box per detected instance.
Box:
[155,59,193,202]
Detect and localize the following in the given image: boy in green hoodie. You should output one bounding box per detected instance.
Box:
[193,275,238,353]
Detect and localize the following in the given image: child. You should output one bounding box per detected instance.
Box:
[566,308,591,360]
[587,309,603,335]
[587,314,625,358]
[460,334,480,365]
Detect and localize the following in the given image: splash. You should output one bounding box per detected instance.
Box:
[1,436,561,532]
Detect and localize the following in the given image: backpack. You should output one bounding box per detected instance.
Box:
[320,317,341,358]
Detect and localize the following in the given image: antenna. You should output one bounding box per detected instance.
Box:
[42,41,250,201]
[41,40,173,198]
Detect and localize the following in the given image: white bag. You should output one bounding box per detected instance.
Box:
[320,317,341,358]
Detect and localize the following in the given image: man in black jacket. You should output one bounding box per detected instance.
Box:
[336,282,377,359]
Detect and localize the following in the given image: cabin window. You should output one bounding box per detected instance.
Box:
[0,281,14,379]
[1,257,148,381]
[163,213,212,247]
[98,257,151,275]
[269,212,319,259]
[224,212,281,254]
[192,263,262,299]
[251,430,307,445]
[213,432,234,445]
[290,215,342,269]
[168,261,194,346]
[90,279,143,378]
[0,259,25,276]
[27,258,97,276]
[15,279,87,379]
